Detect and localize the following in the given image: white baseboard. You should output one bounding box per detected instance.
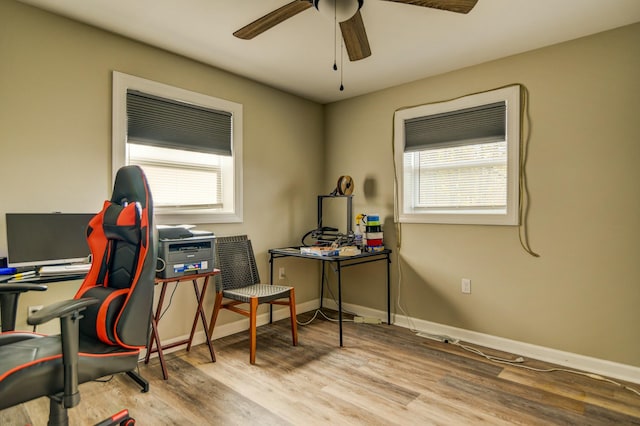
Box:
[320,298,640,385]
[147,297,640,386]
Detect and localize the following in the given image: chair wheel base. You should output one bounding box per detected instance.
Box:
[94,409,135,426]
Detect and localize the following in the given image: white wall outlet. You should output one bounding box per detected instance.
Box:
[461,278,471,294]
[28,305,44,316]
[279,267,286,280]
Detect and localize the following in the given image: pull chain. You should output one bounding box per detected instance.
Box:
[331,1,344,92]
[333,1,338,71]
[340,37,344,91]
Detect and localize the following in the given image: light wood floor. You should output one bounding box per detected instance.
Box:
[2,310,640,425]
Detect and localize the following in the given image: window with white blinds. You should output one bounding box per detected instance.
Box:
[126,144,225,209]
[112,72,243,224]
[394,85,521,225]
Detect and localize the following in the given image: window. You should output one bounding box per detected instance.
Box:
[112,72,243,224]
[394,85,521,225]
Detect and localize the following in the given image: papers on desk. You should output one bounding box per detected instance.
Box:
[300,247,339,257]
[300,246,362,257]
[39,263,92,277]
[1,270,38,282]
[339,246,362,256]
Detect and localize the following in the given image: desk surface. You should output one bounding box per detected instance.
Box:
[154,269,220,284]
[269,247,391,261]
[269,245,392,346]
[0,273,86,284]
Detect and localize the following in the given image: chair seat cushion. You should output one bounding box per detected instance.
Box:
[0,334,139,410]
[0,331,44,345]
[223,284,292,304]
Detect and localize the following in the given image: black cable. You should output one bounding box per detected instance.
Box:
[159,282,179,321]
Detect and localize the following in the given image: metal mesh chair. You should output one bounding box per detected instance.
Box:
[208,235,297,364]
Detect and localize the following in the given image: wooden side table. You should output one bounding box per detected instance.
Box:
[145,270,219,379]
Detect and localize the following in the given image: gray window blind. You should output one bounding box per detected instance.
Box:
[127,90,232,156]
[404,101,506,152]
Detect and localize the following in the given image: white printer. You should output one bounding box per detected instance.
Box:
[157,227,215,279]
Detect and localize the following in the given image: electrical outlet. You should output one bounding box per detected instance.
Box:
[278,267,285,279]
[28,305,44,316]
[461,278,471,294]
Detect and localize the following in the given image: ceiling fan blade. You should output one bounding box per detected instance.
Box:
[339,10,371,61]
[233,1,313,40]
[381,0,478,14]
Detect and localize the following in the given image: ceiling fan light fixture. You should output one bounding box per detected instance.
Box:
[314,0,363,23]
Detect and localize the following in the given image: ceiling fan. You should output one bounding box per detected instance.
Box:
[233,0,479,61]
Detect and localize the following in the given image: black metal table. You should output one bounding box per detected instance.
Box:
[268,247,392,347]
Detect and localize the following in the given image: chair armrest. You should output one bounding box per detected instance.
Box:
[0,284,48,332]
[26,297,99,409]
[0,283,48,293]
[27,297,99,326]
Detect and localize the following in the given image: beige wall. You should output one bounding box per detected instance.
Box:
[324,23,640,367]
[0,0,324,336]
[2,0,639,369]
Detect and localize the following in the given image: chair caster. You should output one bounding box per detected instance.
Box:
[95,409,135,426]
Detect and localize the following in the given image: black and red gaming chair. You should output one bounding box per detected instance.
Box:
[0,165,156,425]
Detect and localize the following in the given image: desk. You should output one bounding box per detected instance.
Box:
[145,270,219,379]
[268,248,391,347]
[0,273,85,332]
[0,273,86,284]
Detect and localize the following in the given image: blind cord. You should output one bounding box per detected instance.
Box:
[392,83,539,258]
[517,85,540,257]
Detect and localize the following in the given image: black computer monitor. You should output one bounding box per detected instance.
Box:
[5,213,95,268]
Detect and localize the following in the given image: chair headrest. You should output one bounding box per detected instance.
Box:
[102,202,141,244]
[111,166,149,209]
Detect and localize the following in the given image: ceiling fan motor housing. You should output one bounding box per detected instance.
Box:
[314,0,364,22]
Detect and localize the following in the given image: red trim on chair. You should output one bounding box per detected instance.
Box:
[77,200,111,295]
[0,354,62,382]
[0,349,140,382]
[96,288,129,344]
[75,286,92,299]
[79,350,140,359]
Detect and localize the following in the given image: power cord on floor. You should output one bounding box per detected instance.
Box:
[298,262,361,326]
[454,339,640,397]
[296,308,355,326]
[93,375,114,384]
[418,332,640,398]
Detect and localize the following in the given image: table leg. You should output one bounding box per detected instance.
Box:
[337,260,343,347]
[387,253,391,325]
[269,254,274,324]
[187,277,216,362]
[199,278,217,362]
[320,261,326,310]
[146,282,169,380]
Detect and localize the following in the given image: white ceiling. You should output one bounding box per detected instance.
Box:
[18,0,640,104]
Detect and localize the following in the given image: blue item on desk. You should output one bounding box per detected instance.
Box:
[0,267,17,275]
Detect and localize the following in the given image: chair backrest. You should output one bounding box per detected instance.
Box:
[75,166,156,349]
[215,235,261,292]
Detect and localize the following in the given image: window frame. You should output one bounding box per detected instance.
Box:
[394,85,521,226]
[112,71,243,224]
